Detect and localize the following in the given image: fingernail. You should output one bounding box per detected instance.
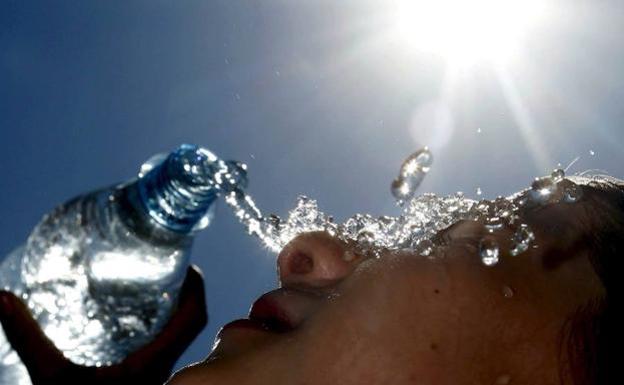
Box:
[0,292,14,317]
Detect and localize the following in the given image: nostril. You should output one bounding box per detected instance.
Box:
[278,232,355,286]
[288,251,314,275]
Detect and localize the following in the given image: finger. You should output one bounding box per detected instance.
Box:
[178,265,208,320]
[0,291,75,379]
[123,265,208,369]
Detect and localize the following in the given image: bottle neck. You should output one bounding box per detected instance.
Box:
[135,149,219,234]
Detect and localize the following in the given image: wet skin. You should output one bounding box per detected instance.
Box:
[169,191,604,385]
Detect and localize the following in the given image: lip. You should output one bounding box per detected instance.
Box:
[250,287,326,331]
[209,318,274,363]
[209,287,324,361]
[220,318,270,333]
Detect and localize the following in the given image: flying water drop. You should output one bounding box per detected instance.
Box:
[391,147,433,203]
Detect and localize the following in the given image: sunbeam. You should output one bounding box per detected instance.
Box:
[495,65,554,172]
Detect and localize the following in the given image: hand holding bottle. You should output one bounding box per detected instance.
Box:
[0,266,207,385]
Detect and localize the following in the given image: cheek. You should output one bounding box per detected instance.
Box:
[294,306,409,383]
[291,261,456,384]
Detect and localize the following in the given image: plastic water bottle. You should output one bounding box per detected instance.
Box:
[0,144,246,385]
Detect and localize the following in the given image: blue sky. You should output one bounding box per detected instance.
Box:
[2,0,624,371]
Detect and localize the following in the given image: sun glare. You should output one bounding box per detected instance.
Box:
[391,0,547,66]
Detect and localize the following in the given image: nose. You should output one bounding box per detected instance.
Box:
[277,231,362,289]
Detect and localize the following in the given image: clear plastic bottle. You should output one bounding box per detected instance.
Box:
[0,144,242,384]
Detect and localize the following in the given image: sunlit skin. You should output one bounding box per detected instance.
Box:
[169,187,604,385]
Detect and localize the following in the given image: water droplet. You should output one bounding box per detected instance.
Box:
[589,150,595,156]
[235,93,241,100]
[356,231,375,248]
[475,200,490,214]
[342,250,357,262]
[409,148,433,172]
[326,292,342,301]
[529,176,556,204]
[477,127,482,134]
[480,237,500,266]
[495,374,511,384]
[221,160,248,192]
[417,238,435,257]
[508,214,521,226]
[563,183,583,203]
[390,148,432,203]
[502,285,514,298]
[485,217,503,232]
[550,168,565,183]
[476,187,482,196]
[391,178,413,202]
[510,224,535,256]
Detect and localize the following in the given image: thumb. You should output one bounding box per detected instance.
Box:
[0,291,73,379]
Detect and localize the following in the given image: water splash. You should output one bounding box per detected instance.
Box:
[222,149,584,265]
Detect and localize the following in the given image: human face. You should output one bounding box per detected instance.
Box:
[169,187,604,385]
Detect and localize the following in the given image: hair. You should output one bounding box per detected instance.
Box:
[561,175,621,385]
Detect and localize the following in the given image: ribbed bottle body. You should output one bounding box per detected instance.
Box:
[0,144,234,384]
[0,181,193,378]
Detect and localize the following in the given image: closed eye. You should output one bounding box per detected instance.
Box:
[435,220,485,244]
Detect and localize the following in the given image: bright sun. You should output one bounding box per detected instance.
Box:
[391,0,547,66]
